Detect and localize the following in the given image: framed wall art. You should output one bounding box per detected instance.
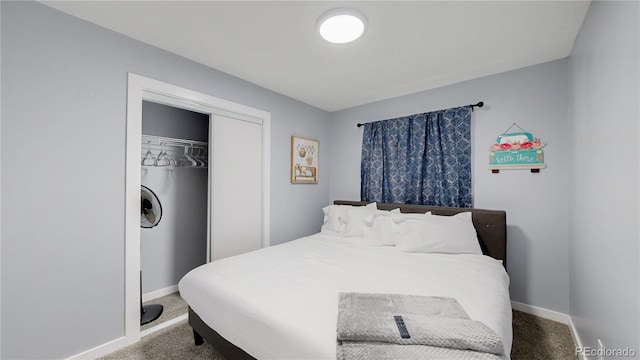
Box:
[291,136,319,184]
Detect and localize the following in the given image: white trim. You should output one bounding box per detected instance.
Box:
[511,301,584,359]
[123,73,271,356]
[568,316,586,360]
[141,285,179,303]
[511,301,569,324]
[262,113,271,248]
[205,114,214,263]
[65,336,137,360]
[125,74,143,347]
[140,314,188,338]
[65,315,189,360]
[136,79,268,125]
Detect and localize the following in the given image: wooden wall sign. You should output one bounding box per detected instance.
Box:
[489,123,546,173]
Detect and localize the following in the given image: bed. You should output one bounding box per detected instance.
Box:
[179,200,511,359]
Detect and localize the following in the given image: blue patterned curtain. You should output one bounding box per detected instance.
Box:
[360,106,472,207]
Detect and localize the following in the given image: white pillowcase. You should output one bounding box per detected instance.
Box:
[320,205,348,234]
[341,202,378,237]
[321,203,378,237]
[363,209,401,246]
[395,211,482,255]
[391,211,432,223]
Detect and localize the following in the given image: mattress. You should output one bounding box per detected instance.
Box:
[179,233,512,359]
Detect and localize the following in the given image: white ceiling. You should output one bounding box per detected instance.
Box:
[41,1,590,112]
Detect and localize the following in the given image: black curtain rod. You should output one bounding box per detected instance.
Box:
[356,101,484,128]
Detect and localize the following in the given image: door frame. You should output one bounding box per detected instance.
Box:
[124,73,270,344]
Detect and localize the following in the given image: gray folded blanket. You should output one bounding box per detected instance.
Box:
[337,293,506,360]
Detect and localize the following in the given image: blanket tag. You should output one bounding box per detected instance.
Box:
[394,315,411,339]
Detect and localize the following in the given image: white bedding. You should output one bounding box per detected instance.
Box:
[179,233,512,360]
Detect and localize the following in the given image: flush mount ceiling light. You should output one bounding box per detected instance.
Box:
[317,8,367,44]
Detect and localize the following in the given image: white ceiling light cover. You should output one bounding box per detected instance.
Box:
[318,8,367,44]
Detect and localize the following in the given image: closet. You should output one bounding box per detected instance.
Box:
[125,73,269,339]
[140,101,209,300]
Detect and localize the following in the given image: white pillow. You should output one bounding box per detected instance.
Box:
[363,209,401,246]
[395,211,482,255]
[320,205,348,234]
[341,202,378,237]
[391,211,432,223]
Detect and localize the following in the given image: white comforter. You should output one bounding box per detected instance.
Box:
[179,233,512,360]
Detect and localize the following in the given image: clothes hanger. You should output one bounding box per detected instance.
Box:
[141,141,157,166]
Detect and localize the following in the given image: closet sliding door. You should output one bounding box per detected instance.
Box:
[211,114,263,261]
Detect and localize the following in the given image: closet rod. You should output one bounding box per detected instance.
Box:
[141,134,208,147]
[356,101,484,128]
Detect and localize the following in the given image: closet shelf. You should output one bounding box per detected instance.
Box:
[142,134,208,147]
[141,134,208,168]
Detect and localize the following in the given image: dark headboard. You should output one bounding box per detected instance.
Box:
[334,200,507,269]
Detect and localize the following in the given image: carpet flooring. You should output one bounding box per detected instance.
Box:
[102,293,577,360]
[511,310,578,360]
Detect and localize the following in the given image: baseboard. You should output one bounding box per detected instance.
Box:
[511,301,570,324]
[67,284,180,359]
[568,316,586,360]
[142,284,178,302]
[511,301,585,360]
[65,335,138,360]
[140,314,188,338]
[65,312,187,360]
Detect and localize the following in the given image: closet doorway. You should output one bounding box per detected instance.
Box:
[125,74,271,345]
[139,101,209,330]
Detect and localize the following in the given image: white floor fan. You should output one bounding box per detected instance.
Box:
[140,185,164,325]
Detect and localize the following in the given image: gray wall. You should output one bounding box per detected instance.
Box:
[567,0,639,353]
[329,59,571,313]
[0,2,329,359]
[141,101,208,294]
